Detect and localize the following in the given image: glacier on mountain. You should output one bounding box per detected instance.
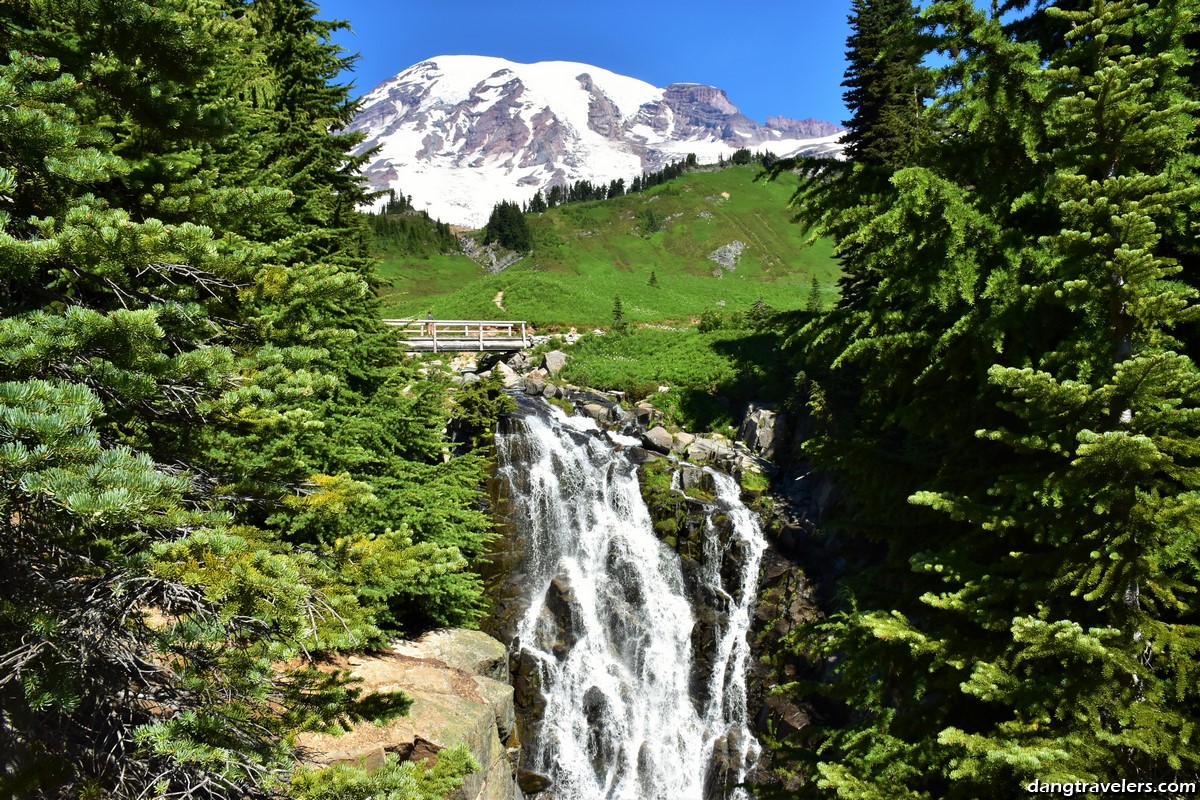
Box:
[347,55,843,227]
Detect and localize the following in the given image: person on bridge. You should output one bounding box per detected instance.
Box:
[425,311,434,336]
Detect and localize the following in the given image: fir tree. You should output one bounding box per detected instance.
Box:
[483,200,531,251]
[0,1,497,795]
[612,295,627,332]
[806,275,822,312]
[779,0,1200,796]
[841,0,929,168]
[527,190,548,213]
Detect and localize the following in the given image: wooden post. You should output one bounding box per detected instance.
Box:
[432,324,438,353]
[478,322,484,349]
[520,321,527,347]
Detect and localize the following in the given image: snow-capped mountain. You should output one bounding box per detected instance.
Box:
[348,55,844,227]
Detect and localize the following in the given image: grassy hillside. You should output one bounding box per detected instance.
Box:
[375,165,838,327]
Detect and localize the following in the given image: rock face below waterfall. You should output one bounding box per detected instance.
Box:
[297,629,522,800]
[488,397,766,799]
[470,370,827,794]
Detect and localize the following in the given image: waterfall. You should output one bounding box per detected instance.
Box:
[495,398,767,799]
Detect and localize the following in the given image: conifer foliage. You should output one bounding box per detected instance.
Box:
[1,1,489,797]
[783,0,1200,797]
[840,0,929,168]
[483,200,532,251]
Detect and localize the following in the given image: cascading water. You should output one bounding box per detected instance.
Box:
[495,397,767,799]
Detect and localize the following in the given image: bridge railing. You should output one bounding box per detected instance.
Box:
[383,319,530,352]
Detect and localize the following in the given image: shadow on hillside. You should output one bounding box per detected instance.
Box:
[710,314,811,404]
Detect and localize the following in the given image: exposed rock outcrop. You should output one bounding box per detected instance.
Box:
[473,357,825,795]
[738,403,787,461]
[297,629,522,800]
[764,115,844,139]
[708,240,747,272]
[459,235,524,274]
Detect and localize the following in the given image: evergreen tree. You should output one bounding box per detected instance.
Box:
[612,295,627,331]
[527,190,548,213]
[0,1,497,795]
[841,0,929,167]
[483,200,532,251]
[0,23,379,797]
[780,0,1200,796]
[806,275,822,312]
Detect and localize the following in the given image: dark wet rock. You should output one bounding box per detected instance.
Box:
[518,769,553,794]
[539,574,581,657]
[624,446,659,465]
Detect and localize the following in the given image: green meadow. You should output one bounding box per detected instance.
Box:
[375,165,838,328]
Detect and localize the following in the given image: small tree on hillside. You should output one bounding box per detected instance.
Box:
[612,295,627,331]
[806,275,822,312]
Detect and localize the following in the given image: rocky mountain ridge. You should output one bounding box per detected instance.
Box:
[348,56,844,227]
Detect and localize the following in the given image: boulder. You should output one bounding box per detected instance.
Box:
[494,361,522,389]
[625,446,660,465]
[641,425,673,454]
[517,770,553,795]
[541,350,568,375]
[297,629,521,800]
[523,376,546,396]
[687,436,728,464]
[633,402,660,425]
[671,431,695,454]
[739,403,786,461]
[582,403,609,423]
[678,465,716,497]
[542,382,558,399]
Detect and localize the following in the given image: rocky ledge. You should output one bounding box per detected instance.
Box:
[297,629,522,800]
[456,348,788,486]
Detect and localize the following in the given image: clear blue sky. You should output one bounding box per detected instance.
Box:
[316,0,853,126]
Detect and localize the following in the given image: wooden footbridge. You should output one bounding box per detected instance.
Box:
[384,319,531,353]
